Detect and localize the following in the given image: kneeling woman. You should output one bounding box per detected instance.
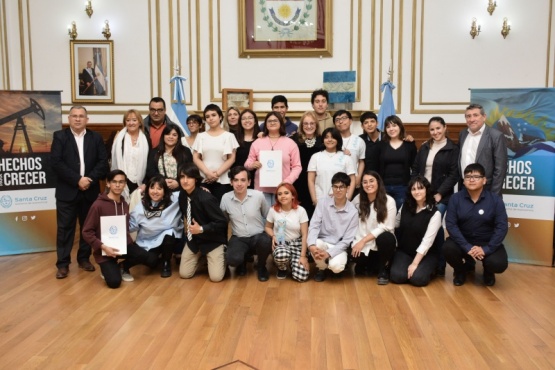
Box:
[390,176,441,287]
[265,183,310,282]
[129,175,183,278]
[83,170,157,289]
[351,171,397,285]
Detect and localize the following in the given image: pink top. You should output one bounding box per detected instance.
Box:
[244,136,302,193]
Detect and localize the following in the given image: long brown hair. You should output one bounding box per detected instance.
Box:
[358,170,389,223]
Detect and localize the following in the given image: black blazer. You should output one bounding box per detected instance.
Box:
[50,128,108,202]
[411,138,460,205]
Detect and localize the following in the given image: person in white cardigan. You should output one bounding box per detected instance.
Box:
[351,170,397,285]
[111,109,150,202]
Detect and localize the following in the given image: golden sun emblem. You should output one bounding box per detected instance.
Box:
[277,4,292,19]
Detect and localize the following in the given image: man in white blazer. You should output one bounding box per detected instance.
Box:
[459,103,507,196]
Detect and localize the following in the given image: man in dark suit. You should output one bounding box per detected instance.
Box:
[459,103,507,195]
[81,61,96,95]
[51,106,108,279]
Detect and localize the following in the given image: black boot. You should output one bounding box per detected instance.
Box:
[161,260,172,278]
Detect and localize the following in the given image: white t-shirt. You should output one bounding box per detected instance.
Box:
[307,151,356,198]
[193,131,239,184]
[266,206,309,243]
[341,134,366,173]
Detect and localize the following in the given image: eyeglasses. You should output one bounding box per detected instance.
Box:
[70,114,86,119]
[149,108,165,114]
[110,180,126,185]
[267,119,280,124]
[334,116,350,123]
[332,185,347,191]
[241,116,255,121]
[464,175,484,181]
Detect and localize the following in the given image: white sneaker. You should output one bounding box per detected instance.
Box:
[121,269,134,282]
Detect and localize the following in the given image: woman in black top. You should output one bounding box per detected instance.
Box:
[292,111,322,218]
[390,176,441,287]
[378,115,416,210]
[411,116,459,276]
[145,123,193,191]
[232,109,261,189]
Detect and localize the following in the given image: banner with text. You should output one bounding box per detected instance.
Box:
[471,88,555,266]
[0,90,61,255]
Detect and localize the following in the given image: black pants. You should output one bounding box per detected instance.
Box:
[225,233,272,267]
[390,250,438,287]
[144,234,177,265]
[352,232,396,273]
[99,243,158,289]
[443,237,508,274]
[56,195,93,268]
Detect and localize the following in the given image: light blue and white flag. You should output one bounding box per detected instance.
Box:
[169,73,190,136]
[377,81,396,131]
[93,48,106,95]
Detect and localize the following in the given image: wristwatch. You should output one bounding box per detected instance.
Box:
[199,226,204,233]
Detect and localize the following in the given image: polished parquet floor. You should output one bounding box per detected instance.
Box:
[0,250,554,370]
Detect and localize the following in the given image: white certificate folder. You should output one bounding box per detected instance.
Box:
[259,150,282,187]
[100,215,128,255]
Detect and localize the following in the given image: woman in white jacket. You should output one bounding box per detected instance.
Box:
[111,109,149,202]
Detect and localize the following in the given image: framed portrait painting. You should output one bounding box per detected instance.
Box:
[70,40,114,103]
[238,0,332,58]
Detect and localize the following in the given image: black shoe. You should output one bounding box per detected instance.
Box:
[161,261,172,278]
[314,269,327,282]
[257,266,269,282]
[453,272,466,286]
[436,266,446,278]
[276,268,287,279]
[354,263,367,276]
[236,262,247,276]
[377,270,389,285]
[483,271,496,286]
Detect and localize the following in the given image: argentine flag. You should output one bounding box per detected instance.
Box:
[169,74,190,136]
[377,81,396,131]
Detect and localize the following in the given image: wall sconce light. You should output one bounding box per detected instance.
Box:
[470,18,481,39]
[85,1,93,18]
[102,20,111,40]
[487,0,497,16]
[68,21,77,40]
[501,17,511,39]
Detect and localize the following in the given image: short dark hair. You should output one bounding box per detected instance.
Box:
[149,97,166,109]
[69,106,88,115]
[333,109,353,122]
[321,127,343,151]
[360,111,378,123]
[464,163,486,176]
[271,95,288,108]
[332,172,351,187]
[106,169,126,182]
[466,103,485,115]
[203,104,224,122]
[228,165,251,181]
[178,163,203,184]
[311,89,329,105]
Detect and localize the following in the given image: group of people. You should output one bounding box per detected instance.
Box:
[51,90,510,289]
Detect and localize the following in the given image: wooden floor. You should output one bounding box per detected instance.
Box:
[0,251,554,370]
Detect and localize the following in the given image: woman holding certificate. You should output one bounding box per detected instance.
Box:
[83,170,157,289]
[245,112,302,206]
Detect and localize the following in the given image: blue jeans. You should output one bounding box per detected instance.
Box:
[385,184,407,210]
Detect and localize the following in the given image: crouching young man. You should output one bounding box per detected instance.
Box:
[178,163,228,282]
[82,170,158,289]
[307,172,359,282]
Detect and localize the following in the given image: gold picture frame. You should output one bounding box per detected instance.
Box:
[222,88,254,111]
[70,40,114,103]
[238,0,333,58]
